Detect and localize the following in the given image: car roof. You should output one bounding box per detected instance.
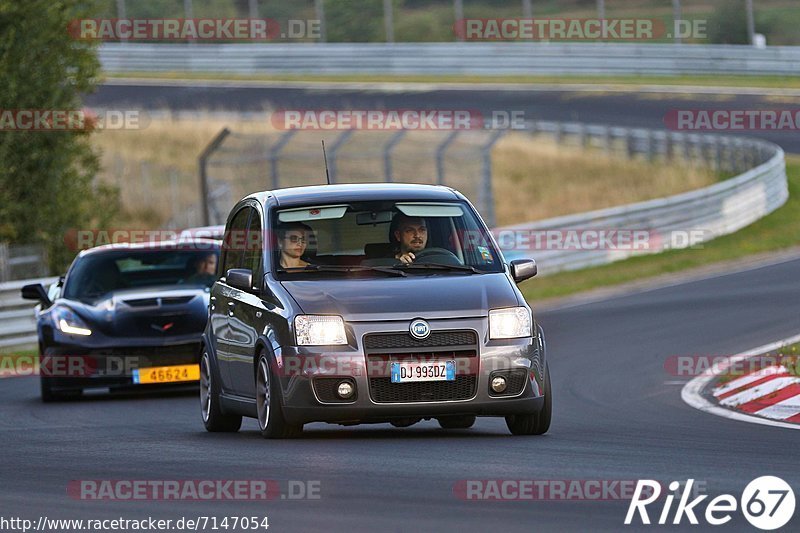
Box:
[246,183,462,208]
[78,238,221,257]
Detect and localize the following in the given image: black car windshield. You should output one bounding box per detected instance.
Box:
[64,248,220,301]
[272,200,504,277]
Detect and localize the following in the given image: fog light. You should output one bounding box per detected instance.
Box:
[491,376,507,393]
[337,381,354,399]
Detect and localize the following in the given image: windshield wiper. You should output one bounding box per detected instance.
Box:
[282,265,407,277]
[393,263,484,274]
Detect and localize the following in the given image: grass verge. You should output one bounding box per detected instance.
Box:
[104,72,800,91]
[521,156,800,302]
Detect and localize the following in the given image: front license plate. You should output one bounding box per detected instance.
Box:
[133,364,200,384]
[390,360,456,383]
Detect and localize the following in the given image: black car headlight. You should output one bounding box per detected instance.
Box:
[52,307,92,336]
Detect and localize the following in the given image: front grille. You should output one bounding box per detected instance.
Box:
[161,296,194,305]
[124,298,158,307]
[369,375,477,403]
[490,369,527,396]
[364,330,477,352]
[313,377,357,403]
[85,344,199,373]
[123,296,194,307]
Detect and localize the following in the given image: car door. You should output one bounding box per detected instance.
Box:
[210,205,252,393]
[228,204,268,397]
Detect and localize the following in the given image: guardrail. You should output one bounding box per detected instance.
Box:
[497,128,787,274]
[0,277,57,350]
[98,42,800,76]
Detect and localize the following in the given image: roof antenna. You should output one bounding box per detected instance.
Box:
[321,140,331,185]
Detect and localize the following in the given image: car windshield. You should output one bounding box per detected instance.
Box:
[63,248,220,301]
[272,200,504,278]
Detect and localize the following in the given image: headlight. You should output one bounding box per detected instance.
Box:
[294,315,347,346]
[489,307,531,339]
[52,307,92,336]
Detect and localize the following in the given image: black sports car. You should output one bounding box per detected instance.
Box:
[22,239,220,401]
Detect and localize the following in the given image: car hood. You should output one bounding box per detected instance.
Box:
[281,273,519,322]
[59,286,210,338]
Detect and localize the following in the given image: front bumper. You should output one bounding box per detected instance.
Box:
[40,342,200,392]
[273,318,546,425]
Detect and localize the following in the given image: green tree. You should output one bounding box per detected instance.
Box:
[708,0,749,44]
[0,0,118,272]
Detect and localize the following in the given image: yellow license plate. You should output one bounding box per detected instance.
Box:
[133,364,199,384]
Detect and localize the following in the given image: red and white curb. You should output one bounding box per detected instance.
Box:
[682,333,800,430]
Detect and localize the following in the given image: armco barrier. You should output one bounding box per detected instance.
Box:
[98,42,800,76]
[497,126,788,275]
[0,277,57,350]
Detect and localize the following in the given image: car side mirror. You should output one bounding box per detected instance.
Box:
[21,283,52,306]
[226,268,253,292]
[510,259,537,283]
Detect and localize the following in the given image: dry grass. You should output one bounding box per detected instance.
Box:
[493,133,717,227]
[91,114,718,229]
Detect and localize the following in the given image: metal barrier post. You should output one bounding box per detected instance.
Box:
[481,130,506,228]
[328,130,354,184]
[383,130,406,182]
[198,128,231,226]
[270,130,297,190]
[436,131,460,185]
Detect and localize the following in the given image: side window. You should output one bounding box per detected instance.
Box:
[243,209,264,278]
[221,206,252,276]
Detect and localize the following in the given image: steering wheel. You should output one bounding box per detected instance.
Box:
[411,247,462,265]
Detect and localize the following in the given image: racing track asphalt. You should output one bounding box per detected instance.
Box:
[1,254,799,531]
[87,81,800,153]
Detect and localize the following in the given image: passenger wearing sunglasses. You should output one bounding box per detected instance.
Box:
[277,222,312,269]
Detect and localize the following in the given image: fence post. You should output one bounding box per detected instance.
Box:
[383,130,406,182]
[626,131,636,159]
[328,130,354,184]
[270,130,297,190]
[436,131,460,185]
[481,130,506,228]
[198,128,231,226]
[0,244,8,283]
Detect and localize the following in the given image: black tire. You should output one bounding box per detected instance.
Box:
[200,351,242,432]
[437,415,476,429]
[505,364,552,436]
[256,351,302,439]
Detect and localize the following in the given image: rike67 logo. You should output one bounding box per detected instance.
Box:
[625,477,795,530]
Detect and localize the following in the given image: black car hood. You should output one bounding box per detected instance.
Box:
[61,286,210,338]
[281,273,518,322]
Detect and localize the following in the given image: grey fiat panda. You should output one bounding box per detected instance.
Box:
[201,183,550,438]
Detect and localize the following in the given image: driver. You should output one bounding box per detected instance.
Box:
[392,214,427,264]
[184,252,218,287]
